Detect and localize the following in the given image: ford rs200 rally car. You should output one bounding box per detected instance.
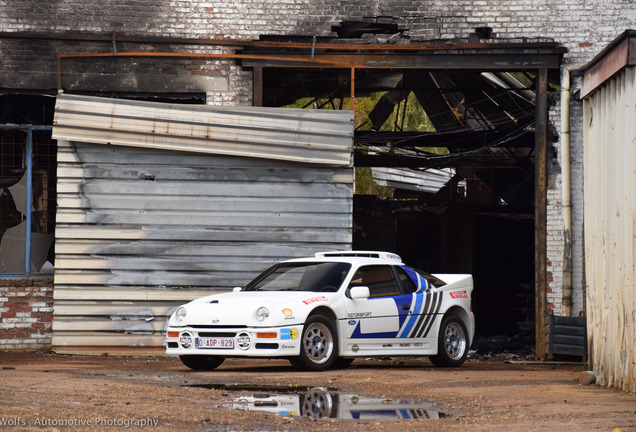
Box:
[165,251,474,371]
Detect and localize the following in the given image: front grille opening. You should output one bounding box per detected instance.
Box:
[197,332,236,338]
[255,343,279,349]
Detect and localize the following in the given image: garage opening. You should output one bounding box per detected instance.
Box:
[242,31,564,353]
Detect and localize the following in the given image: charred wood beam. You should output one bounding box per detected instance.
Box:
[534,68,549,359]
[354,152,532,169]
[355,125,538,150]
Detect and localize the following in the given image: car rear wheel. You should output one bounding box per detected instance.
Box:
[179,355,225,371]
[291,314,337,371]
[429,314,468,367]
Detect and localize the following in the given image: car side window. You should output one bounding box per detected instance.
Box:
[394,266,418,294]
[348,265,401,298]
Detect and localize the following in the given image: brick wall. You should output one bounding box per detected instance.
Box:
[1,0,634,339]
[0,279,54,351]
[2,1,634,107]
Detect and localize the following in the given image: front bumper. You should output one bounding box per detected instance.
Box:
[165,325,303,357]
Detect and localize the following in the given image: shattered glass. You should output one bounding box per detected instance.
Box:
[0,158,53,274]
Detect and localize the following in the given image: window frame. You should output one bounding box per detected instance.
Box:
[0,124,53,277]
[347,264,416,299]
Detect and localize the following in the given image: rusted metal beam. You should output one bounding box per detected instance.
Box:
[57,50,563,76]
[534,68,549,359]
[242,52,563,70]
[55,43,564,91]
[350,67,356,112]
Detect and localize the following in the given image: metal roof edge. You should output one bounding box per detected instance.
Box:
[581,30,636,98]
[52,94,354,166]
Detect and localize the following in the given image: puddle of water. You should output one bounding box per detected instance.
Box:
[186,383,338,393]
[191,385,446,420]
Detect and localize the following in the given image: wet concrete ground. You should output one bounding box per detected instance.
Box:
[0,352,635,431]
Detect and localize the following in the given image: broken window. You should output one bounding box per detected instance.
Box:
[0,102,56,275]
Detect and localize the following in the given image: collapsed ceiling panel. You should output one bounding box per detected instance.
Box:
[242,35,563,203]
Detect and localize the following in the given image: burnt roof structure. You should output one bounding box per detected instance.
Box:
[240,35,565,208]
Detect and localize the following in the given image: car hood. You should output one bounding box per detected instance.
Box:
[174,291,334,327]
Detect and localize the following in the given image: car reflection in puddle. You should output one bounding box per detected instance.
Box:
[212,387,446,420]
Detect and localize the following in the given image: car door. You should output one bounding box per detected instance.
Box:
[341,265,416,354]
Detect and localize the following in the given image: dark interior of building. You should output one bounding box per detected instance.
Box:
[247,24,564,352]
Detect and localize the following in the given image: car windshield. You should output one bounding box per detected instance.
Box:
[244,262,352,292]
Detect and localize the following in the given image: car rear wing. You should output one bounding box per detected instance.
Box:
[315,251,402,262]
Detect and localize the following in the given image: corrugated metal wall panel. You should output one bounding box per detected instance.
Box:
[52,94,354,166]
[52,99,353,355]
[372,167,458,193]
[583,66,636,393]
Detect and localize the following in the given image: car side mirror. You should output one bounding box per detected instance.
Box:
[349,286,370,299]
[232,287,243,292]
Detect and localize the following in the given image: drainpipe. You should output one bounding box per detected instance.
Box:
[560,63,583,317]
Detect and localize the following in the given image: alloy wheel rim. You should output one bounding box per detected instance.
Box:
[444,322,466,360]
[303,322,333,364]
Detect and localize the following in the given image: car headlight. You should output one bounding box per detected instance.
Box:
[175,306,187,323]
[256,307,269,323]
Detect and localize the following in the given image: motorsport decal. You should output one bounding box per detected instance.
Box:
[349,291,443,339]
[348,312,372,318]
[282,308,293,319]
[302,296,328,305]
[450,290,468,299]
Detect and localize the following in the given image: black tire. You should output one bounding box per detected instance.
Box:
[291,314,338,371]
[429,314,469,367]
[179,355,225,371]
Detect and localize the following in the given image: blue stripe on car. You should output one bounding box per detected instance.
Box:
[348,268,439,340]
[397,291,424,337]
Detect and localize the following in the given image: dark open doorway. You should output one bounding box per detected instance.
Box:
[243,30,564,353]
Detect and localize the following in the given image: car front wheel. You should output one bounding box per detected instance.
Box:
[179,355,225,371]
[291,315,338,371]
[429,314,468,367]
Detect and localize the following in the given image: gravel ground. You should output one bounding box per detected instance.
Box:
[0,352,635,431]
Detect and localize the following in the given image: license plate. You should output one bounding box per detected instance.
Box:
[195,337,234,349]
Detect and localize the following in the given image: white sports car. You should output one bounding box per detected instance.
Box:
[165,251,474,371]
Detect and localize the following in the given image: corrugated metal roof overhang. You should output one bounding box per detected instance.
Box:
[581,30,636,98]
[52,94,354,166]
